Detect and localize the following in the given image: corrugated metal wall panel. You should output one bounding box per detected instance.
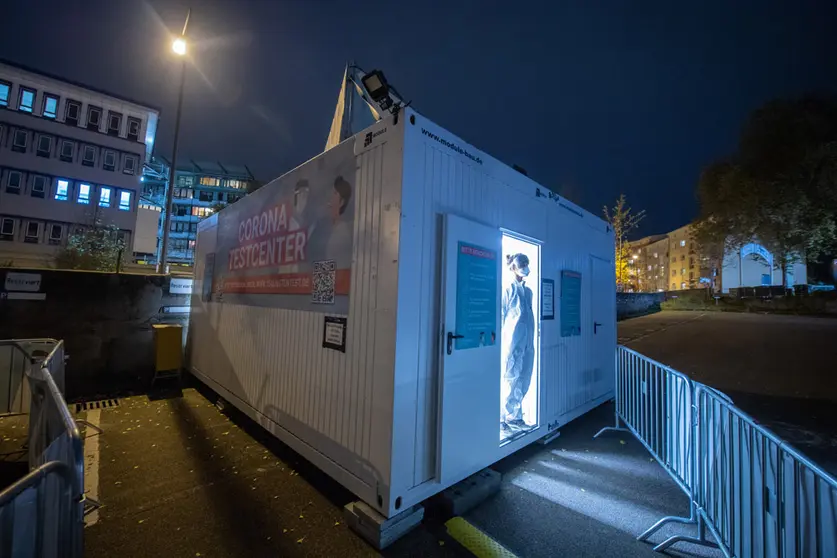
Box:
[395,113,614,494]
[189,131,402,495]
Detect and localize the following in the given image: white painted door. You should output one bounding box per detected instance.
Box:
[438,214,502,485]
[590,256,616,397]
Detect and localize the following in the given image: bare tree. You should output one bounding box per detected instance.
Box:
[603,195,646,291]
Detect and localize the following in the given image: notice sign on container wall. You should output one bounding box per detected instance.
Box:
[541,278,555,320]
[212,140,356,314]
[560,270,582,337]
[322,316,347,352]
[455,242,498,350]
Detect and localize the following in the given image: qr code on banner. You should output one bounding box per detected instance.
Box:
[312,260,336,304]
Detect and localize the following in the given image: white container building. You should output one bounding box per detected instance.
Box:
[188,108,616,519]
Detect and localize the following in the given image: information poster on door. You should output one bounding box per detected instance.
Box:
[455,242,498,350]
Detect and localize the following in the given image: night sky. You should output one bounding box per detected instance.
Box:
[2,1,835,236]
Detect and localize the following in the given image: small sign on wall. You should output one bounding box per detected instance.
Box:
[2,272,46,300]
[541,278,555,320]
[169,278,194,295]
[560,270,582,337]
[5,272,42,292]
[323,316,347,352]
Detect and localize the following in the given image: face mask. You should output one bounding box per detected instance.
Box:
[518,266,530,277]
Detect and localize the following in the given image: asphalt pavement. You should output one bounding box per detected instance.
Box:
[29,309,832,557]
[79,383,724,558]
[619,311,837,475]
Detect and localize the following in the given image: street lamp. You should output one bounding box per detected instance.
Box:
[172,38,187,56]
[158,9,191,273]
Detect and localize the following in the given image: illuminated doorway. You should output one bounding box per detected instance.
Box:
[500,233,541,444]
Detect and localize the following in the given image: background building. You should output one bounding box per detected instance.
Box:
[0,58,159,268]
[139,157,256,266]
[629,222,811,293]
[721,242,807,293]
[668,225,699,291]
[626,235,669,292]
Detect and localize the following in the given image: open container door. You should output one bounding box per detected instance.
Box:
[437,214,502,485]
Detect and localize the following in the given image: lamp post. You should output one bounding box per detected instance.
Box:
[159,9,190,273]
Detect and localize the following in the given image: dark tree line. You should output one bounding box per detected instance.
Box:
[694,96,837,286]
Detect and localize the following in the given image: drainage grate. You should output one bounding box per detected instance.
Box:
[75,399,120,413]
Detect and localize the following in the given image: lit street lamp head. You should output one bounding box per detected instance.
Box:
[172,38,187,56]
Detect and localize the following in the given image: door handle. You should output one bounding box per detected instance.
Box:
[594,322,602,334]
[447,332,464,355]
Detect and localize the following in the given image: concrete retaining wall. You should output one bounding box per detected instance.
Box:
[616,292,665,320]
[0,268,189,400]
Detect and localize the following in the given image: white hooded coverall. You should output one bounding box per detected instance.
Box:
[502,278,535,422]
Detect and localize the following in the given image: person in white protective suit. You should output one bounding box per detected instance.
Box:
[501,253,535,433]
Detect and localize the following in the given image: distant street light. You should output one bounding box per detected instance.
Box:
[172,38,187,56]
[158,9,191,273]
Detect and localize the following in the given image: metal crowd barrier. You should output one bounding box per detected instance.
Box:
[0,339,62,416]
[0,340,84,558]
[596,345,837,557]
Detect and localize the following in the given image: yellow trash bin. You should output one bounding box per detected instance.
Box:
[152,324,182,385]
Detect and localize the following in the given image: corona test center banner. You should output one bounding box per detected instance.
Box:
[212,140,355,314]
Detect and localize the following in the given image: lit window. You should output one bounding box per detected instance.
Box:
[99,187,112,207]
[653,252,658,258]
[59,140,74,162]
[188,239,196,250]
[77,183,91,204]
[82,145,96,167]
[199,176,220,187]
[103,150,116,171]
[65,100,81,125]
[55,179,69,201]
[127,117,141,141]
[0,81,9,106]
[226,179,247,189]
[18,87,35,112]
[681,268,686,275]
[191,206,213,218]
[87,106,102,130]
[48,224,62,245]
[0,218,15,239]
[42,94,59,118]
[680,240,686,247]
[24,221,40,243]
[647,265,652,271]
[6,171,22,194]
[12,129,28,152]
[118,190,132,211]
[681,282,686,289]
[123,155,137,175]
[32,176,47,198]
[108,111,122,136]
[36,134,53,157]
